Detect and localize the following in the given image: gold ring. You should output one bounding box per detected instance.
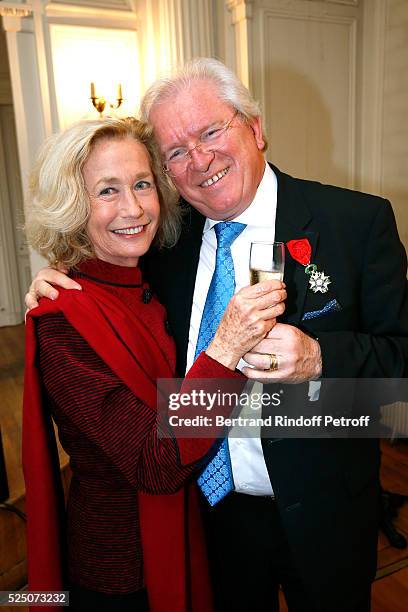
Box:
[266,353,278,371]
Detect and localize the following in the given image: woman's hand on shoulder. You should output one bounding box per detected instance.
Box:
[25,265,82,310]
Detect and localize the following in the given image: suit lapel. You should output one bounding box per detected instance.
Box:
[146,203,205,374]
[171,206,205,370]
[272,165,318,326]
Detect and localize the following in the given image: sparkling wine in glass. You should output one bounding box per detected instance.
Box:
[250,241,285,285]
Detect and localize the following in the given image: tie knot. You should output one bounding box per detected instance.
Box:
[214,221,246,249]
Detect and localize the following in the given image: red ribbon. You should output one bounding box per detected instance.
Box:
[286,238,311,266]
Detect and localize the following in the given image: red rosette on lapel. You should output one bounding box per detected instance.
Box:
[286,238,312,266]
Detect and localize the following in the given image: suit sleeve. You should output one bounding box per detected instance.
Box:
[37,313,241,493]
[318,199,408,378]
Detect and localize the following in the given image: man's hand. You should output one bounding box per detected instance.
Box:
[242,323,322,383]
[25,266,82,310]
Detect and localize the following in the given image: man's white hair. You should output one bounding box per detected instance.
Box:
[140,57,267,150]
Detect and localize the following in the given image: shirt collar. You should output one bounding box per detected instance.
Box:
[203,162,277,233]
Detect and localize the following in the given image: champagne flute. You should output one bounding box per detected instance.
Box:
[250,241,285,285]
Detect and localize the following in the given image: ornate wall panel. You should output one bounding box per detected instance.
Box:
[51,0,136,11]
[251,1,360,189]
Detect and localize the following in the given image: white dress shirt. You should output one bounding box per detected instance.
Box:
[186,162,277,495]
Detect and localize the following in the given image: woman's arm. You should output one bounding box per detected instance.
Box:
[37,312,199,494]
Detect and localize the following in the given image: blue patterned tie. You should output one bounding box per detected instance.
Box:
[195,221,246,506]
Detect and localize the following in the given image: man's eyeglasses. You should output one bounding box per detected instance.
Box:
[163,110,239,176]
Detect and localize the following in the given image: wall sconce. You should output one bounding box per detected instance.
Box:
[50,24,139,129]
[90,83,123,117]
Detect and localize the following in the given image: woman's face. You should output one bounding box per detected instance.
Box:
[84,136,160,267]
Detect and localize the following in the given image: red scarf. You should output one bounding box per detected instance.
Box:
[23,279,213,612]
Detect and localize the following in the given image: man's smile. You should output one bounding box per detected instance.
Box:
[200,167,229,188]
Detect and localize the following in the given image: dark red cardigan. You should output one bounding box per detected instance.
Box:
[23,260,243,612]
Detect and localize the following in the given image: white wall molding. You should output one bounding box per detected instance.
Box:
[31,0,52,137]
[137,0,214,93]
[323,1,358,6]
[0,105,30,321]
[46,2,137,27]
[227,0,254,19]
[1,14,27,32]
[157,0,214,68]
[0,2,32,19]
[0,111,24,325]
[157,0,183,70]
[255,1,355,21]
[359,0,386,195]
[2,14,37,191]
[301,0,359,6]
[226,0,253,88]
[179,0,213,60]
[50,0,135,10]
[2,12,49,275]
[347,15,357,188]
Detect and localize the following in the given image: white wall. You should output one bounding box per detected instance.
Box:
[249,0,361,190]
[381,0,408,247]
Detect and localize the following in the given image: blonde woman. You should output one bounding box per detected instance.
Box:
[24,117,285,612]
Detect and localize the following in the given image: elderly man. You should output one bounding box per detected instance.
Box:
[26,58,408,612]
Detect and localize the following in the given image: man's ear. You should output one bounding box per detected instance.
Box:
[249,116,265,151]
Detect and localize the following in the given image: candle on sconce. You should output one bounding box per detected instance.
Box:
[90,82,96,98]
[117,83,123,99]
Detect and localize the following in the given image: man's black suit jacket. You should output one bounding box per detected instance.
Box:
[145,165,408,605]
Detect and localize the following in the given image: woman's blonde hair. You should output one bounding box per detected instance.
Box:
[26,117,181,268]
